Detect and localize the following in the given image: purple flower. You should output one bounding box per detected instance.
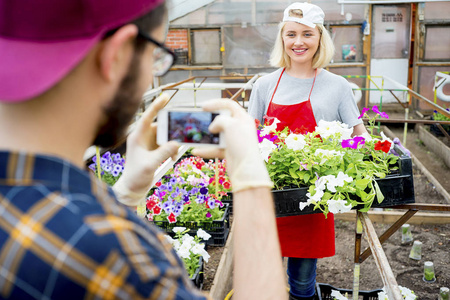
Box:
[215,200,224,208]
[190,187,199,194]
[88,163,96,172]
[208,198,216,209]
[372,105,389,119]
[162,201,173,214]
[159,184,168,191]
[112,169,120,177]
[200,187,208,195]
[358,108,369,119]
[206,212,212,218]
[341,136,365,149]
[102,152,111,159]
[169,177,177,185]
[103,165,112,173]
[183,194,190,203]
[100,157,108,167]
[112,153,122,163]
[195,195,206,204]
[113,165,123,173]
[91,155,97,163]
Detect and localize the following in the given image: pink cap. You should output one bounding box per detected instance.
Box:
[0,0,165,102]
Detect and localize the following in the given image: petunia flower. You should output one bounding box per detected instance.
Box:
[167,212,177,223]
[285,133,307,151]
[259,138,277,162]
[196,229,211,241]
[152,205,162,215]
[341,136,365,149]
[172,227,186,234]
[372,105,389,119]
[206,212,212,218]
[358,107,369,119]
[374,140,392,153]
[327,199,352,214]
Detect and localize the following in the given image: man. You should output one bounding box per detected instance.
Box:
[0,0,287,299]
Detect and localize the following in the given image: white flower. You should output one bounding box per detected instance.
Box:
[285,133,306,151]
[181,234,195,246]
[299,198,314,210]
[378,286,416,300]
[327,172,353,192]
[315,176,330,191]
[173,239,181,250]
[259,139,277,162]
[196,229,211,241]
[327,199,352,214]
[200,248,210,263]
[172,227,186,234]
[191,243,206,255]
[177,246,191,259]
[260,118,280,136]
[315,120,352,141]
[306,188,324,202]
[186,175,198,184]
[331,290,349,300]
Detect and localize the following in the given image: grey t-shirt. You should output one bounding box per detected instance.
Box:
[248,68,363,128]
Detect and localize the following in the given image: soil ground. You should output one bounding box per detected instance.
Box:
[202,123,449,299]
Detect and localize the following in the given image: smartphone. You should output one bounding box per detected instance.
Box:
[157,108,228,147]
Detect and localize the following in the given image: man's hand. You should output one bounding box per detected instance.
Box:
[113,94,179,206]
[192,99,272,193]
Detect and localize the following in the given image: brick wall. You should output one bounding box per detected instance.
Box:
[166,29,189,51]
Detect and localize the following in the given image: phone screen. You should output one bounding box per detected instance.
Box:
[167,111,220,144]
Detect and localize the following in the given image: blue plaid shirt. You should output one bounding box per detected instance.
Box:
[0,151,209,300]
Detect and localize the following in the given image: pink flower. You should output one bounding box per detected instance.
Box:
[341,136,365,149]
[372,105,389,119]
[206,212,212,218]
[358,108,369,119]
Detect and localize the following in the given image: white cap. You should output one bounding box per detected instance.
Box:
[283,2,325,28]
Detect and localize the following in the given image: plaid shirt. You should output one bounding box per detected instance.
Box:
[0,151,209,300]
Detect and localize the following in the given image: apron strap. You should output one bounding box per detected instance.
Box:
[307,68,318,101]
[269,68,286,105]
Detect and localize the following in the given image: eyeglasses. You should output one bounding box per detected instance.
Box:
[137,29,177,77]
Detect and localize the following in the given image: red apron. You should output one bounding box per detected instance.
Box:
[267,68,335,258]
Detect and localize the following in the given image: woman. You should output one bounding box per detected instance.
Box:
[248,2,367,300]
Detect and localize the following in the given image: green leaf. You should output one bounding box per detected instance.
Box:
[355,178,370,190]
[373,180,385,203]
[289,168,299,179]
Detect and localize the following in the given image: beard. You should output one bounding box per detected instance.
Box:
[93,52,145,148]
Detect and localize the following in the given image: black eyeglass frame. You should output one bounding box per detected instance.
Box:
[137,29,177,77]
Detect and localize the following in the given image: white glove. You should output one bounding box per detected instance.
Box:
[113,94,179,206]
[192,99,273,193]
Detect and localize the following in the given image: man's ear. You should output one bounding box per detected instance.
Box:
[97,24,139,83]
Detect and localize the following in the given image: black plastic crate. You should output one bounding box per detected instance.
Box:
[152,204,230,246]
[316,283,382,300]
[272,148,414,218]
[222,194,233,214]
[190,256,204,290]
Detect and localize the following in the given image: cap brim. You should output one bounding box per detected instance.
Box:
[0,33,102,102]
[283,17,316,28]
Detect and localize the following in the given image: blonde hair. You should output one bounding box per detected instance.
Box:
[269,22,335,69]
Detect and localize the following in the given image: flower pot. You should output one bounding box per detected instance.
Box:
[152,203,231,246]
[316,283,382,300]
[190,256,204,289]
[272,150,415,217]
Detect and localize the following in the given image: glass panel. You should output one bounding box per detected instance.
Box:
[424,26,450,61]
[255,0,290,24]
[223,25,278,68]
[191,30,221,65]
[418,67,450,111]
[314,0,365,22]
[159,70,190,85]
[372,5,411,59]
[331,26,363,63]
[208,0,252,25]
[171,8,206,26]
[424,2,450,20]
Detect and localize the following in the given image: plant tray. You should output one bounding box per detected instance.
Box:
[152,203,230,246]
[316,283,382,300]
[222,194,233,214]
[272,153,415,218]
[191,256,204,290]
